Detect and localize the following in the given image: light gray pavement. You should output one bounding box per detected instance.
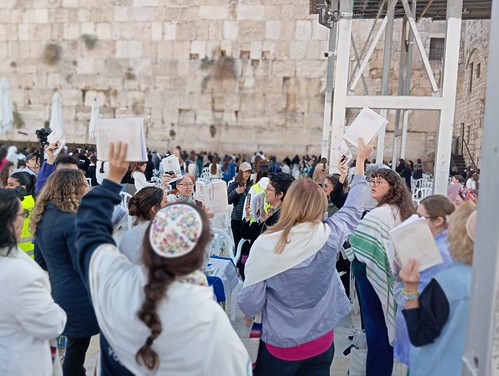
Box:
[84,306,407,375]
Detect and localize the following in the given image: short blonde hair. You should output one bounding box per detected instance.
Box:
[447,201,476,265]
[267,177,327,254]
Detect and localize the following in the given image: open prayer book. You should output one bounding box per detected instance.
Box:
[343,107,388,146]
[195,180,228,216]
[331,140,353,165]
[161,155,183,182]
[95,117,147,161]
[387,215,443,273]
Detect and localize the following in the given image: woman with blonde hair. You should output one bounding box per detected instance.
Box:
[238,139,373,375]
[74,142,250,375]
[31,169,98,376]
[400,202,476,375]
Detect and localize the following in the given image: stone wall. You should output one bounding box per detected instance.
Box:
[0,0,480,161]
[454,20,489,169]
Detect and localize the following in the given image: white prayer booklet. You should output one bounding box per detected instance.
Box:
[332,140,353,165]
[343,107,388,146]
[47,130,66,157]
[388,215,443,273]
[95,117,147,162]
[161,155,183,182]
[195,180,228,216]
[250,192,266,221]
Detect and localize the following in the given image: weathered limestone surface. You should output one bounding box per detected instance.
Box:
[0,1,486,161]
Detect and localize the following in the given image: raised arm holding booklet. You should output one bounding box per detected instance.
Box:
[195,180,228,216]
[95,117,147,161]
[387,214,443,273]
[161,155,183,182]
[343,107,388,146]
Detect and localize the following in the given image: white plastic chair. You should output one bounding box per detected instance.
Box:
[86,177,92,187]
[119,191,132,208]
[413,187,433,205]
[201,167,210,179]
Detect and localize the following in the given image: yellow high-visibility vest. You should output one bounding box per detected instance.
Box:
[18,195,35,258]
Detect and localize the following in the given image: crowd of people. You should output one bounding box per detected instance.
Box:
[0,139,480,375]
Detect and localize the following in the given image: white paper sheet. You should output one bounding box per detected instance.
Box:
[95,117,147,161]
[46,130,66,157]
[343,107,388,146]
[161,155,183,182]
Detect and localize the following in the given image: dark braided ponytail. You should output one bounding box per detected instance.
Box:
[135,203,212,371]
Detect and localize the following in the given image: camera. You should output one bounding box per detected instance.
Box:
[36,128,52,146]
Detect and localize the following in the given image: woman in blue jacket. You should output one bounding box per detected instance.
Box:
[31,169,99,376]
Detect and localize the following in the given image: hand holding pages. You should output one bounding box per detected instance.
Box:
[343,107,388,146]
[161,155,183,182]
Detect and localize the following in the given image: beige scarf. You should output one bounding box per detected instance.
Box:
[243,221,331,287]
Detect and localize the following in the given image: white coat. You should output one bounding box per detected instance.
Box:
[0,248,67,376]
[89,244,251,375]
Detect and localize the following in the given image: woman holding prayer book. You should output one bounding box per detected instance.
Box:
[74,142,251,375]
[399,202,476,376]
[348,168,415,376]
[393,195,455,367]
[238,139,372,376]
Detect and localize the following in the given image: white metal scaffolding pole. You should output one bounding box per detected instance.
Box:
[433,0,462,195]
[328,0,353,173]
[320,12,338,160]
[462,1,499,374]
[377,0,396,164]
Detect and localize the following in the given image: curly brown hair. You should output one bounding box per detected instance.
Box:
[135,202,211,371]
[371,168,415,221]
[30,169,87,233]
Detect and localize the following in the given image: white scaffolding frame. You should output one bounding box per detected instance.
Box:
[462,1,499,373]
[325,0,463,195]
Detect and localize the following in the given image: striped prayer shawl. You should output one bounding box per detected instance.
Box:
[349,204,401,344]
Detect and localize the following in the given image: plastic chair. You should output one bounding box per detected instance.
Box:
[119,191,132,208]
[413,187,433,205]
[86,178,92,187]
[201,167,210,179]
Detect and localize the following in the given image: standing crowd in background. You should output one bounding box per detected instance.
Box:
[0,139,480,375]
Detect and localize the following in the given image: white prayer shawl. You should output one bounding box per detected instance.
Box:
[244,221,331,287]
[89,244,251,376]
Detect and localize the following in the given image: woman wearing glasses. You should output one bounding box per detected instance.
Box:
[0,188,66,376]
[393,195,455,368]
[6,171,37,257]
[30,169,98,376]
[166,174,196,203]
[349,168,415,376]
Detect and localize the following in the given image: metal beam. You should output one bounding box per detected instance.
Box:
[345,95,443,110]
[401,0,439,92]
[320,2,338,160]
[400,0,417,159]
[328,0,353,174]
[462,0,499,373]
[376,0,397,163]
[432,0,462,195]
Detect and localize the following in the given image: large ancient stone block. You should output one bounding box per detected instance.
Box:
[199,6,228,20]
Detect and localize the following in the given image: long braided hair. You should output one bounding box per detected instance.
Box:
[135,203,212,371]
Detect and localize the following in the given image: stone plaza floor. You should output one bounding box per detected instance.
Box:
[83,306,407,375]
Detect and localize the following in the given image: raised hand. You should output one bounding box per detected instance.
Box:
[399,257,420,292]
[357,137,375,161]
[107,142,129,185]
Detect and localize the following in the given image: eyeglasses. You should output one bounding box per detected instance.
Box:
[177,183,194,187]
[17,209,30,219]
[417,214,435,220]
[266,187,276,192]
[368,179,387,187]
